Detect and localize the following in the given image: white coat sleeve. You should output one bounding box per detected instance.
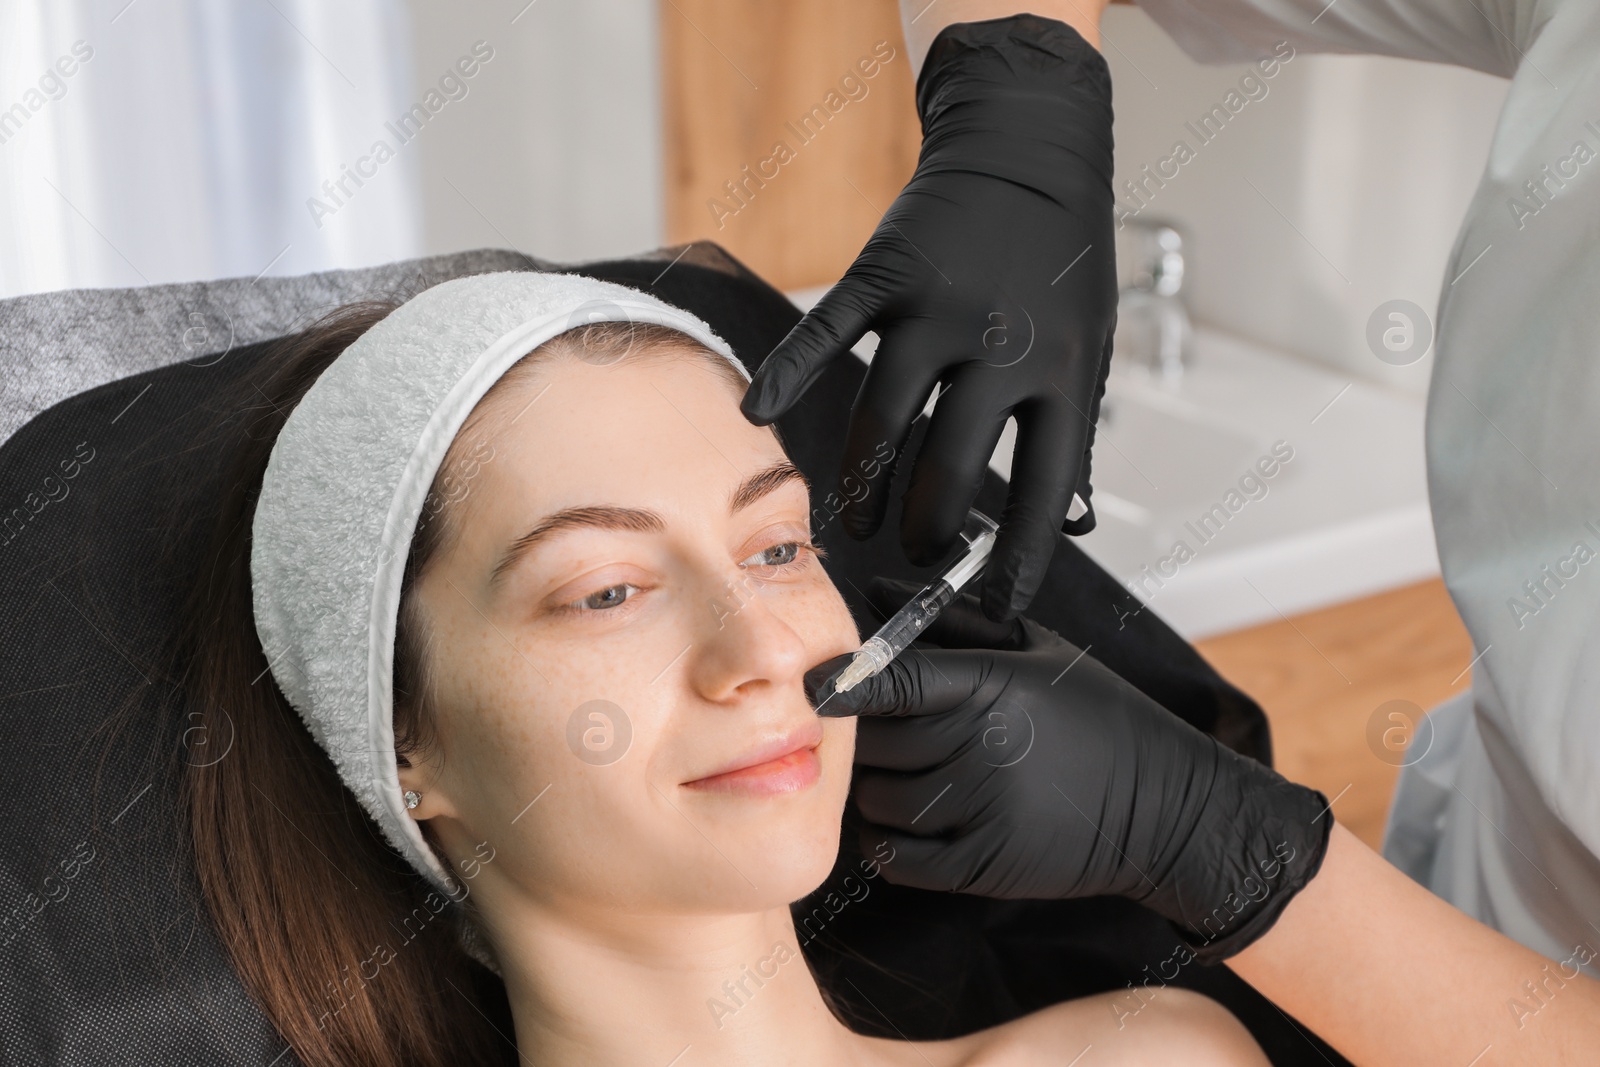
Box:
[1133,0,1554,78]
[1129,0,1600,960]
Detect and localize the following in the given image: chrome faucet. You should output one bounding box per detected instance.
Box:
[1115,220,1191,384]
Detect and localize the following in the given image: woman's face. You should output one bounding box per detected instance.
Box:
[403,346,861,920]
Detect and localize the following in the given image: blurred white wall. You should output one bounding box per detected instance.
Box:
[0,0,662,300]
[1101,7,1508,395]
[403,0,663,265]
[0,0,422,299]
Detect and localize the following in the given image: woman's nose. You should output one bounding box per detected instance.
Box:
[686,569,814,704]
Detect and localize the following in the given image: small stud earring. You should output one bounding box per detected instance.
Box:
[403,790,422,810]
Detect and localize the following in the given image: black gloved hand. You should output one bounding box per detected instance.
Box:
[741,15,1118,622]
[806,578,1333,964]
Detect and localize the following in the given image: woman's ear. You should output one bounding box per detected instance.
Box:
[397,752,459,821]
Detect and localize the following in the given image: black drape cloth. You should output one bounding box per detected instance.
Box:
[0,243,1343,1065]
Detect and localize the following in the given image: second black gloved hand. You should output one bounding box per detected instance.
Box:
[741,15,1118,622]
[806,578,1333,964]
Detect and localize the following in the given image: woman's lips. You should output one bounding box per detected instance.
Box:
[682,719,824,797]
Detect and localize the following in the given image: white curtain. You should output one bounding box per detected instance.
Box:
[0,0,422,299]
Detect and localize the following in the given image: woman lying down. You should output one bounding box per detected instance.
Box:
[181,272,1268,1065]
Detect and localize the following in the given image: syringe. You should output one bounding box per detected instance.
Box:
[829,508,999,695]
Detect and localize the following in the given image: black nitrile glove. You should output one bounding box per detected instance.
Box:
[806,578,1333,964]
[741,15,1118,622]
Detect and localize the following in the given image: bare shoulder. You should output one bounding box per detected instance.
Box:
[937,988,1270,1067]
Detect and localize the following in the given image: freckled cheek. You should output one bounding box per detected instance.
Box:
[431,635,576,789]
[445,633,678,796]
[778,575,863,662]
[773,580,859,773]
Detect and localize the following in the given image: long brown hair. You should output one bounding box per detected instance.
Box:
[176,299,748,1067]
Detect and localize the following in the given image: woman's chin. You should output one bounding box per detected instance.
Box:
[688,815,845,912]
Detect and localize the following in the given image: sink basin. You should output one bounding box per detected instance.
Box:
[1086,387,1266,525]
[784,287,1439,639]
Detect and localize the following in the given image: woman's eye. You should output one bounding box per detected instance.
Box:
[560,540,821,615]
[568,583,638,613]
[741,539,823,571]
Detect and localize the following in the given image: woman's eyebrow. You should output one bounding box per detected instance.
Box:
[729,460,809,513]
[488,461,810,587]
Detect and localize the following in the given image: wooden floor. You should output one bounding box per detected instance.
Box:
[1194,578,1475,850]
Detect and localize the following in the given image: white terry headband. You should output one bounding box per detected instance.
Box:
[250,270,749,895]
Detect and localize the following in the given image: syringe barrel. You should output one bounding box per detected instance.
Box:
[869,579,957,662]
[844,508,997,688]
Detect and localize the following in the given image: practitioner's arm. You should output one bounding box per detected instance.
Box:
[807,581,1600,1066]
[898,1,1112,74]
[1229,822,1600,1066]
